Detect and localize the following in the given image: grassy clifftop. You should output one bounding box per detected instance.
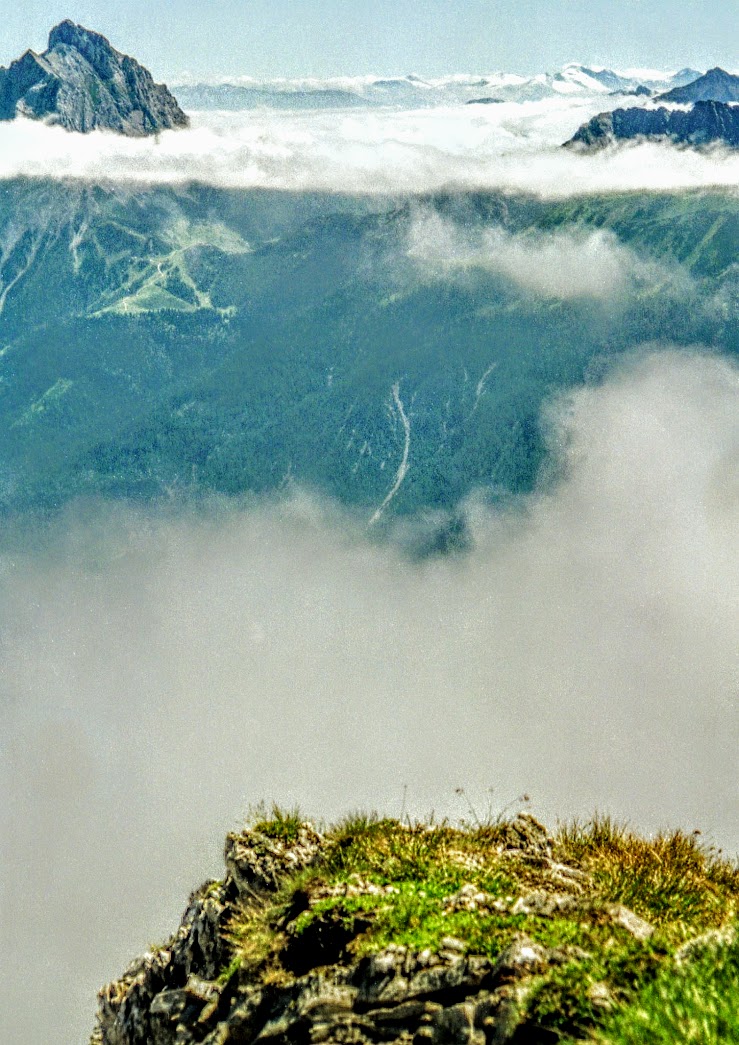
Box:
[92,810,739,1044]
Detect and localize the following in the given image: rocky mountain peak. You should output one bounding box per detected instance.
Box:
[47,20,115,70]
[658,66,739,104]
[89,813,738,1045]
[702,67,735,83]
[48,18,94,49]
[0,20,189,136]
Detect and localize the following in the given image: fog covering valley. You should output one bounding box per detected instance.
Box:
[0,83,738,1042]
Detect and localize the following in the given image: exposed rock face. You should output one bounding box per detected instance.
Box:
[92,822,326,1044]
[91,814,659,1045]
[93,881,233,1045]
[0,20,189,135]
[225,822,323,895]
[565,99,739,150]
[657,67,739,104]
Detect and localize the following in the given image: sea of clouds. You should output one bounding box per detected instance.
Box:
[1,94,739,196]
[1,350,737,1041]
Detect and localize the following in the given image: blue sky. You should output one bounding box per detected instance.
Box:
[2,0,735,80]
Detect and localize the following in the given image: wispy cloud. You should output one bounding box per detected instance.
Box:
[406,210,687,299]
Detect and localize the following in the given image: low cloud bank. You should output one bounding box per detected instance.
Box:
[0,349,737,1041]
[406,210,686,300]
[1,100,738,196]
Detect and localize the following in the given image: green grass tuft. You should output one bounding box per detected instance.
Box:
[555,816,737,931]
[250,803,305,844]
[589,930,739,1044]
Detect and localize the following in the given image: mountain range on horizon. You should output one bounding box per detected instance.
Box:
[2,20,738,138]
[170,62,706,92]
[0,21,720,120]
[172,62,708,110]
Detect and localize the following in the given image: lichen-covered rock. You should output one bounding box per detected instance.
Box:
[494,813,553,854]
[352,944,496,1007]
[93,903,561,1044]
[0,20,189,135]
[224,822,323,896]
[188,942,547,1045]
[94,880,232,1045]
[92,823,327,1043]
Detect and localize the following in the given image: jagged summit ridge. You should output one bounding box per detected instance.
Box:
[0,20,189,136]
[564,64,739,151]
[565,98,739,150]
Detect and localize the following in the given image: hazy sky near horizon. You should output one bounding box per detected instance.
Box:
[2,0,735,80]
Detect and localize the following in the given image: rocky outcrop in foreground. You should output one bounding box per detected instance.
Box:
[90,812,739,1044]
[0,20,189,135]
[565,99,739,150]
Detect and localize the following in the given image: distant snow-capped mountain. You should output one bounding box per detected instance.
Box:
[173,65,704,111]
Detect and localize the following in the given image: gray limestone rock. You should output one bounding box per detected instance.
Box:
[90,817,673,1045]
[224,822,323,897]
[491,937,550,982]
[0,20,189,135]
[608,904,655,942]
[509,890,580,918]
[675,925,736,964]
[495,813,553,854]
